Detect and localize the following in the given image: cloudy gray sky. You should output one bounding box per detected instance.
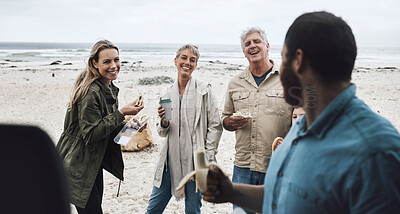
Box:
[1,0,399,47]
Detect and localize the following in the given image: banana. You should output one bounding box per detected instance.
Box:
[176,148,223,196]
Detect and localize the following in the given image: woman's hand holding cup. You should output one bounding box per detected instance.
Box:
[158,105,169,127]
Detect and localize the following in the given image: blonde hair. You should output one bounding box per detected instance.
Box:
[175,44,200,62]
[69,40,119,108]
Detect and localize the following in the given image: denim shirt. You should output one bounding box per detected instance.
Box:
[263,84,400,214]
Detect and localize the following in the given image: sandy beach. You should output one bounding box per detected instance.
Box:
[1,59,400,213]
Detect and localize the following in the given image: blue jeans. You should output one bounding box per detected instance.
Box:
[146,165,202,214]
[232,166,266,214]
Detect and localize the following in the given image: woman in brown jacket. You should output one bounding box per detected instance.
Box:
[57,40,143,213]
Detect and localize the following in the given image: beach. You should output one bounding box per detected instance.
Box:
[1,57,400,213]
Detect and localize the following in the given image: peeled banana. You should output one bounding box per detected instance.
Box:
[176,148,223,196]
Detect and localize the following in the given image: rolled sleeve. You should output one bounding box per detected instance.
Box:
[156,121,170,137]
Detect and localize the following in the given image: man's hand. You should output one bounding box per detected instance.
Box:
[202,166,234,203]
[203,166,265,213]
[223,116,249,131]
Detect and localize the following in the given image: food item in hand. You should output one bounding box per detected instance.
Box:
[272,137,284,152]
[136,93,143,105]
[137,114,149,126]
[232,111,252,119]
[176,148,224,196]
[124,114,149,130]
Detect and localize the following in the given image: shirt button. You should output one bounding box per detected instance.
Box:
[252,135,255,139]
[278,171,283,177]
[272,203,277,209]
[293,140,298,145]
[257,90,260,93]
[254,104,257,108]
[253,119,256,123]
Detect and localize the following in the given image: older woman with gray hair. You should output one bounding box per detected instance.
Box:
[145,44,223,214]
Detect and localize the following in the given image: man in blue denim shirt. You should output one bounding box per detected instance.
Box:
[203,11,400,213]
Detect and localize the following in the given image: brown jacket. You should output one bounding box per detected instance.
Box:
[56,79,125,208]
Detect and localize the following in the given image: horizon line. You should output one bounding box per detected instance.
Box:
[0,41,399,49]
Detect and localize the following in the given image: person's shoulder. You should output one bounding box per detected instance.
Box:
[195,79,213,94]
[88,80,102,91]
[226,68,248,89]
[270,59,280,72]
[233,69,247,80]
[78,80,105,104]
[345,97,400,150]
[346,97,392,129]
[196,79,211,87]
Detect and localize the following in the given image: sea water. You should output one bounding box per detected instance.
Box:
[0,42,399,67]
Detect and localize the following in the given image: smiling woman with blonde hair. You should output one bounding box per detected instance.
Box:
[57,40,144,214]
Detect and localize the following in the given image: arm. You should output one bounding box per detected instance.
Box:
[348,147,400,213]
[221,85,234,131]
[223,116,248,131]
[203,166,264,213]
[204,88,223,162]
[221,85,248,131]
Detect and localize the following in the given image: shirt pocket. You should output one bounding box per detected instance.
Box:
[232,91,250,113]
[285,182,321,212]
[262,89,286,115]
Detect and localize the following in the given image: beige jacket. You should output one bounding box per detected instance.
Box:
[153,79,223,188]
[222,60,291,173]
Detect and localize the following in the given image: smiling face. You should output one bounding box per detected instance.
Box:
[93,48,120,85]
[175,48,197,79]
[243,32,269,64]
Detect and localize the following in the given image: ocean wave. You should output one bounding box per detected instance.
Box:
[9,52,41,57]
[61,49,89,52]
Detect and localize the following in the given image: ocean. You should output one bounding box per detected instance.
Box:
[0,42,399,66]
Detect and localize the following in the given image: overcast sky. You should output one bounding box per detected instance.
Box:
[1,0,399,47]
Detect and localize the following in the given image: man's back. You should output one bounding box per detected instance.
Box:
[264,84,400,213]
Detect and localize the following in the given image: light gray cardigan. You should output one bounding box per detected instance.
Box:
[153,79,223,189]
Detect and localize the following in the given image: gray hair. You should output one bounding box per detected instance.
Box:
[175,44,200,62]
[240,27,268,50]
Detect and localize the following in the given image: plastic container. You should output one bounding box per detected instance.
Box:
[114,114,150,146]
